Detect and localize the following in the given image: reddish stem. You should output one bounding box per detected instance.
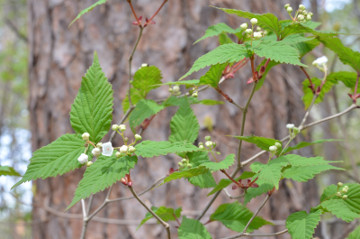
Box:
[250,56,258,82]
[352,71,360,103]
[215,87,234,103]
[300,66,315,93]
[220,169,242,187]
[144,0,168,27]
[127,0,142,26]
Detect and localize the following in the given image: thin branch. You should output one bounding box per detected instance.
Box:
[4,18,28,43]
[145,0,168,27]
[242,195,270,233]
[221,229,288,239]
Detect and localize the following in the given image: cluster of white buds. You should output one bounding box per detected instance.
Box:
[284,3,313,22]
[241,18,266,40]
[115,144,136,158]
[178,158,192,170]
[169,85,181,96]
[82,132,90,141]
[269,142,282,153]
[286,123,300,138]
[205,135,216,149]
[336,182,349,199]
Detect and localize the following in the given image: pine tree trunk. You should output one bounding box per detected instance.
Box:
[28,0,319,238]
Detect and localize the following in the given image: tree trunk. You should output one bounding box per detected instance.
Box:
[28,0,319,238]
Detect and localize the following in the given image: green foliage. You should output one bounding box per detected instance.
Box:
[68,155,138,209]
[0,166,21,177]
[180,43,248,79]
[169,101,199,143]
[199,63,227,88]
[70,53,113,143]
[13,134,86,188]
[347,226,360,239]
[178,217,212,239]
[283,164,342,182]
[232,135,281,152]
[135,141,199,158]
[200,154,235,172]
[138,206,182,229]
[286,210,321,239]
[129,99,164,130]
[302,77,338,109]
[70,0,107,26]
[210,202,271,232]
[163,167,209,184]
[187,151,216,188]
[327,71,360,93]
[132,66,162,97]
[194,22,239,44]
[283,139,341,154]
[122,88,143,112]
[244,184,274,205]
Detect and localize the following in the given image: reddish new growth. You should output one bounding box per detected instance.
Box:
[231,177,259,191]
[127,0,167,28]
[121,174,132,186]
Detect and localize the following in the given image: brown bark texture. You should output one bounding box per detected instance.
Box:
[28,0,319,238]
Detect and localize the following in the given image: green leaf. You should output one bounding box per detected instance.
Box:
[232,135,281,151]
[129,99,164,130]
[255,60,279,91]
[281,34,314,45]
[218,32,234,45]
[70,53,113,142]
[199,99,224,105]
[163,167,209,184]
[217,8,280,36]
[138,206,182,229]
[327,71,360,93]
[169,101,199,143]
[280,22,316,39]
[199,63,227,88]
[302,76,338,109]
[317,34,360,72]
[283,164,342,182]
[162,80,200,86]
[135,140,199,158]
[321,199,359,222]
[252,40,306,66]
[207,172,252,196]
[210,202,271,232]
[244,184,274,205]
[122,88,143,113]
[194,22,238,44]
[0,166,21,177]
[68,155,137,209]
[13,134,86,188]
[283,139,341,154]
[286,210,321,239]
[200,154,235,172]
[70,0,106,26]
[187,151,216,188]
[132,66,162,97]
[178,217,212,239]
[347,226,360,239]
[180,43,248,79]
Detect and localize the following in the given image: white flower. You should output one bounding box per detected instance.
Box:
[135,134,142,140]
[128,146,136,153]
[141,63,149,67]
[240,23,248,30]
[269,145,277,152]
[253,32,262,39]
[78,153,89,164]
[245,29,252,34]
[102,142,114,156]
[312,56,328,66]
[119,124,126,132]
[286,7,293,13]
[286,123,295,129]
[82,132,90,141]
[92,148,101,157]
[250,18,258,25]
[120,145,128,154]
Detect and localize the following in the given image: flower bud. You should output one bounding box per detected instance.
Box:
[173,85,180,92]
[78,153,89,164]
[299,4,306,10]
[286,123,295,129]
[250,18,258,25]
[336,191,342,197]
[96,142,103,148]
[92,148,101,157]
[240,23,248,30]
[205,141,213,148]
[269,145,277,152]
[245,29,252,34]
[287,7,293,13]
[284,3,290,9]
[342,185,349,193]
[297,14,304,21]
[342,195,348,199]
[82,132,90,141]
[116,151,121,158]
[253,32,262,39]
[86,161,93,167]
[337,182,343,187]
[306,14,312,20]
[119,124,126,132]
[128,146,136,153]
[205,136,211,141]
[135,134,142,141]
[141,63,149,67]
[120,145,128,154]
[275,142,282,148]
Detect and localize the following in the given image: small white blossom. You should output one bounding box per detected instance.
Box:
[116,151,121,158]
[141,63,149,67]
[336,191,342,197]
[128,146,136,153]
[120,145,128,154]
[342,195,348,199]
[135,134,142,141]
[199,145,204,150]
[253,32,262,39]
[287,7,293,13]
[205,141,213,148]
[250,18,258,25]
[240,23,248,30]
[342,185,349,193]
[78,153,89,164]
[82,132,90,141]
[112,124,119,131]
[92,148,101,157]
[286,123,295,129]
[269,145,277,152]
[312,56,328,66]
[245,29,252,34]
[119,124,126,132]
[102,142,114,156]
[306,14,312,20]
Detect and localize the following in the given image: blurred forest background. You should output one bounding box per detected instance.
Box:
[0,0,359,238]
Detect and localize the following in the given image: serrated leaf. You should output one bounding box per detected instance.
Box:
[200,154,235,172]
[70,0,106,26]
[135,141,199,158]
[217,8,280,36]
[70,53,113,142]
[218,32,234,45]
[283,139,341,154]
[321,199,359,222]
[253,40,306,66]
[286,210,321,239]
[163,167,208,184]
[327,71,360,93]
[122,88,143,113]
[132,66,162,97]
[13,134,85,188]
[302,76,338,109]
[194,22,238,44]
[187,151,216,188]
[138,206,182,229]
[178,217,212,239]
[162,80,200,86]
[180,43,248,80]
[199,63,227,88]
[347,226,360,239]
[281,34,314,45]
[244,184,274,205]
[232,135,281,151]
[169,101,199,143]
[68,155,137,209]
[283,164,342,182]
[280,22,316,39]
[0,166,21,177]
[210,202,271,232]
[129,99,164,130]
[207,177,237,196]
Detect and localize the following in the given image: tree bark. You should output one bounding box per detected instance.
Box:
[28,0,319,238]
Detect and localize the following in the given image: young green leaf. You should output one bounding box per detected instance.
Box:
[321,199,359,222]
[169,101,199,143]
[200,154,235,172]
[194,22,238,44]
[327,71,360,93]
[178,217,212,239]
[122,88,143,113]
[129,99,164,130]
[244,184,274,205]
[0,166,21,177]
[70,53,113,143]
[180,43,248,80]
[138,206,182,229]
[187,151,217,188]
[210,202,271,232]
[163,166,209,184]
[286,210,321,239]
[70,0,106,26]
[13,134,86,188]
[132,65,162,97]
[346,226,360,239]
[135,140,199,158]
[283,164,342,182]
[302,77,338,109]
[68,155,137,209]
[232,135,281,151]
[199,63,227,88]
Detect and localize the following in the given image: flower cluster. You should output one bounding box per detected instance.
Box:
[269,142,282,153]
[198,135,216,150]
[178,158,192,170]
[284,4,313,22]
[240,18,267,40]
[169,85,181,96]
[286,123,300,138]
[336,182,349,199]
